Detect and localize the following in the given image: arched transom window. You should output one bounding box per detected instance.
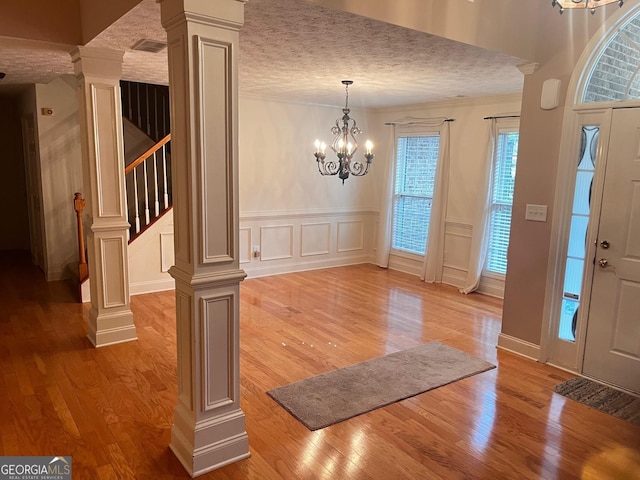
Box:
[583,12,640,103]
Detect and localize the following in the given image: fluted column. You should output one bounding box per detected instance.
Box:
[71,47,136,347]
[160,0,249,476]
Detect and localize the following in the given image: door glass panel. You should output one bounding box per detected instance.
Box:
[558,126,599,342]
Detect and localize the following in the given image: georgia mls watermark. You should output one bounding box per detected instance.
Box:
[0,456,71,480]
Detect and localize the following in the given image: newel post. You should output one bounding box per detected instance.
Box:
[73,192,89,283]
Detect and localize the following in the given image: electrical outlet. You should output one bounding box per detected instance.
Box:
[525,204,547,222]
[252,246,260,258]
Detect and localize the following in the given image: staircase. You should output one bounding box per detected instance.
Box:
[121,80,172,241]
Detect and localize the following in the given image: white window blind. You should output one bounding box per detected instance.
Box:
[392,134,441,255]
[486,130,519,274]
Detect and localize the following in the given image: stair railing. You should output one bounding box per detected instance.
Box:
[124,134,172,239]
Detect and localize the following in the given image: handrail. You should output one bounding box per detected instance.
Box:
[125,133,171,174]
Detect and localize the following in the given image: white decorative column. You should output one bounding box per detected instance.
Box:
[71,47,136,347]
[160,0,249,476]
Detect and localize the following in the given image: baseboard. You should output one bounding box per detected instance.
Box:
[130,278,175,296]
[81,278,175,302]
[81,278,91,303]
[387,254,423,277]
[442,266,467,289]
[497,333,541,361]
[477,275,505,299]
[243,255,372,279]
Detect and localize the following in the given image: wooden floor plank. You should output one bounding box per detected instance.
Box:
[0,252,638,479]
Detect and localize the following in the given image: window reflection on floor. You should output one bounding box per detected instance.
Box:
[384,288,424,353]
[470,386,497,455]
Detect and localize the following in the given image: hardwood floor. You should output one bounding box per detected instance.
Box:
[1,252,639,479]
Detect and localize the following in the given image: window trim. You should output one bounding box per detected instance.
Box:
[390,125,444,257]
[482,119,520,278]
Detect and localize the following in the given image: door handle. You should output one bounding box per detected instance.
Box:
[599,258,608,268]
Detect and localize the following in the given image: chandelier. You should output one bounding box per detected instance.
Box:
[314,80,374,184]
[552,0,623,14]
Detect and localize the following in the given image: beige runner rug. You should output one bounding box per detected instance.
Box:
[267,341,496,430]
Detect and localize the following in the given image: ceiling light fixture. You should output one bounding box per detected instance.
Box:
[314,80,374,184]
[552,0,623,14]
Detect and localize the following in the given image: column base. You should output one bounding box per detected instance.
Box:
[170,404,250,477]
[87,308,137,347]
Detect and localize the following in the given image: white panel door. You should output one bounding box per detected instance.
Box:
[583,107,640,394]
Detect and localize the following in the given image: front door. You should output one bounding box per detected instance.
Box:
[583,107,640,394]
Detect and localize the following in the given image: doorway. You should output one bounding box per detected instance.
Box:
[543,5,640,395]
[582,107,640,393]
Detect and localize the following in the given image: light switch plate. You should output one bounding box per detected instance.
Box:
[525,204,547,222]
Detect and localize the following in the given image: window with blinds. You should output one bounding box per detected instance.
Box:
[392,134,441,255]
[486,130,519,275]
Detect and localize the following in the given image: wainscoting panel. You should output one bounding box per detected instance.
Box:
[239,227,251,265]
[337,220,364,253]
[240,210,376,278]
[442,219,473,288]
[160,232,175,273]
[301,222,331,257]
[442,219,472,289]
[260,224,294,261]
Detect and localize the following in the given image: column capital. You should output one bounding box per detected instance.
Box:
[70,46,125,79]
[160,0,245,31]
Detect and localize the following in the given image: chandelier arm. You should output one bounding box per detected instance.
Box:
[315,155,340,176]
[347,158,373,177]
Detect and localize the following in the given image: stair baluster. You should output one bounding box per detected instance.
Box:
[133,167,141,233]
[143,160,150,226]
[153,151,160,217]
[162,144,169,210]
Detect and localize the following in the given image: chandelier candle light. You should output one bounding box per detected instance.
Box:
[314,80,374,184]
[552,0,623,14]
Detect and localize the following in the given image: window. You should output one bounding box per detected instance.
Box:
[583,13,640,103]
[558,125,599,342]
[392,132,441,255]
[485,128,519,275]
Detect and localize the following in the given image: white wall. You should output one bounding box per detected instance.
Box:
[238,96,380,277]
[370,94,522,297]
[32,76,84,280]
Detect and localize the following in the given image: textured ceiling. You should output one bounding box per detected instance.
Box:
[0,0,526,108]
